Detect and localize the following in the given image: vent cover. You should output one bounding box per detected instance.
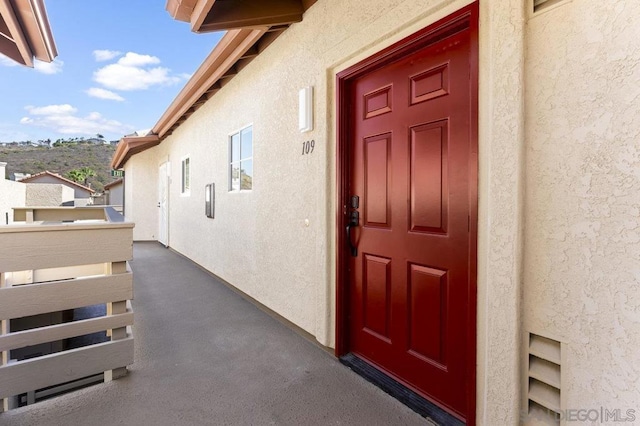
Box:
[527,333,561,424]
[533,0,568,13]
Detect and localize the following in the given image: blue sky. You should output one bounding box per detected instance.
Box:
[0,1,223,142]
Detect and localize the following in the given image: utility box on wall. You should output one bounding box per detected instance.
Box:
[205,183,215,218]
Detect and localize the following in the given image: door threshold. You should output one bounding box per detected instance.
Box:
[339,353,465,426]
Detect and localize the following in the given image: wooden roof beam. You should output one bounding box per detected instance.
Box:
[198,0,303,33]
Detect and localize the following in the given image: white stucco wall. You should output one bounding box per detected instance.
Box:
[125,150,160,240]
[125,1,527,423]
[25,184,74,206]
[524,0,640,418]
[0,163,26,225]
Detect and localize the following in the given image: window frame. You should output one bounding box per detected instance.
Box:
[181,155,190,196]
[228,124,253,192]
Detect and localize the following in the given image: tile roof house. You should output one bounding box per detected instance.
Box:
[103,178,124,209]
[19,171,94,206]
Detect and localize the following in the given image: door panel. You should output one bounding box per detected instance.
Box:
[346,25,474,420]
[362,254,392,341]
[407,264,447,367]
[364,134,391,227]
[410,120,448,233]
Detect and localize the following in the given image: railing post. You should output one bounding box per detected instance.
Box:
[105,261,128,382]
[1,272,8,412]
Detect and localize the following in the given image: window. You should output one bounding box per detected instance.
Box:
[181,156,190,195]
[229,125,253,191]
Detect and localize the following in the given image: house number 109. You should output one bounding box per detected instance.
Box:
[302,140,315,155]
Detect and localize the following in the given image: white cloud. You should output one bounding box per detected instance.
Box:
[94,64,180,91]
[0,55,19,67]
[117,52,160,67]
[86,87,125,101]
[92,51,181,91]
[93,49,122,61]
[34,58,64,74]
[20,104,134,136]
[25,104,77,115]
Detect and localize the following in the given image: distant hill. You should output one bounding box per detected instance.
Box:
[0,142,118,192]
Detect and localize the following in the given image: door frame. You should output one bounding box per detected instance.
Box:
[158,161,170,247]
[335,3,478,422]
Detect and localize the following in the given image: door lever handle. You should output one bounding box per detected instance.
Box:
[346,210,359,257]
[346,224,357,257]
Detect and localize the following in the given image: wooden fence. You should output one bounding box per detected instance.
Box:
[0,207,134,411]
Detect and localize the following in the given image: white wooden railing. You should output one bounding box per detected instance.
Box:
[0,207,134,411]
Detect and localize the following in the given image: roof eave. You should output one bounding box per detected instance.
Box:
[153,27,267,139]
[0,0,57,67]
[111,135,162,170]
[167,0,316,33]
[113,1,318,168]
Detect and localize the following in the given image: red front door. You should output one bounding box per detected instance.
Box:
[340,8,477,422]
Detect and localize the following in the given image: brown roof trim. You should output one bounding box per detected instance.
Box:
[112,2,317,169]
[111,134,161,169]
[0,0,57,67]
[154,28,266,138]
[19,170,95,193]
[166,0,317,33]
[165,0,197,23]
[104,178,123,190]
[111,29,266,169]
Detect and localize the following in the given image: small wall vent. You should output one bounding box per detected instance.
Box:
[533,0,568,13]
[527,333,561,424]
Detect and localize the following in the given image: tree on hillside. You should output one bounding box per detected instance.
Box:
[66,167,96,185]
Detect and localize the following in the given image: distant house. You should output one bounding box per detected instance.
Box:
[0,162,25,224]
[103,178,124,210]
[0,164,74,222]
[19,171,94,206]
[11,172,31,181]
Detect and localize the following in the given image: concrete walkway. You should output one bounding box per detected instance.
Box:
[2,242,427,425]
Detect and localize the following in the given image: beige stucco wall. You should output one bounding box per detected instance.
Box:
[0,163,26,225]
[524,0,640,419]
[25,184,74,207]
[125,0,527,423]
[125,150,160,241]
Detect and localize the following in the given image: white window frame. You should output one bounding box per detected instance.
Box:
[181,155,190,196]
[228,124,253,192]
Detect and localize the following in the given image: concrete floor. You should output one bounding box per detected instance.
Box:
[1,242,428,426]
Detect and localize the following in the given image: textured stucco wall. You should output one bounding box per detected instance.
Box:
[125,1,526,423]
[476,2,525,424]
[25,184,74,206]
[0,164,26,225]
[125,150,159,240]
[524,0,640,416]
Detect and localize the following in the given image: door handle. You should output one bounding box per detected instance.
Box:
[346,210,359,257]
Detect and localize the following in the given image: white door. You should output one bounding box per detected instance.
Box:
[158,162,169,246]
